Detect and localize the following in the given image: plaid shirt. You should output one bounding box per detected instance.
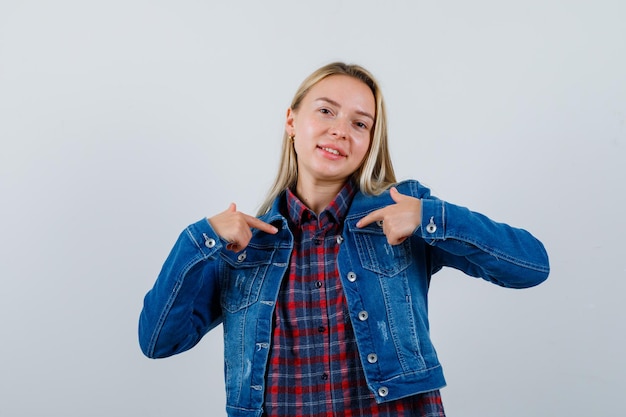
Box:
[263,182,445,417]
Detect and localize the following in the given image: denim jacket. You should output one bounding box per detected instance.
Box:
[139,180,549,417]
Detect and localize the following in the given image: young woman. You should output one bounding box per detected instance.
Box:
[139,62,550,417]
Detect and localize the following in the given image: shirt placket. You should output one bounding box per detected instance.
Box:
[308,218,333,415]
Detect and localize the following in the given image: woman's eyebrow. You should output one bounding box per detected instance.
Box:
[315,97,375,122]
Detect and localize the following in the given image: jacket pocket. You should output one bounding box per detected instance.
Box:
[347,220,412,276]
[219,247,273,313]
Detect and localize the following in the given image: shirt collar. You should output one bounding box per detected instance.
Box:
[284,180,357,226]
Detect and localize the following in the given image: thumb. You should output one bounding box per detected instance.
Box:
[227,202,237,213]
[389,186,408,203]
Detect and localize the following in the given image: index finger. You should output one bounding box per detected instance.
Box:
[243,214,279,234]
[356,208,386,228]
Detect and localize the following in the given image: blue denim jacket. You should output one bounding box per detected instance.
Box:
[139,180,549,417]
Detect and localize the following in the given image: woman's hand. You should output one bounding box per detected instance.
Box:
[208,203,278,252]
[356,187,422,245]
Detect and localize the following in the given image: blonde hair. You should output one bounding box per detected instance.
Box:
[257,62,396,215]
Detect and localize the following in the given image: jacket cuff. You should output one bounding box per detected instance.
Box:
[419,198,445,242]
[186,218,225,259]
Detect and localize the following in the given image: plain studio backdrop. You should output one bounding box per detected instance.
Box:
[1,1,624,416]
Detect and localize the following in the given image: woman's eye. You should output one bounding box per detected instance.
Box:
[319,108,331,114]
[355,121,368,129]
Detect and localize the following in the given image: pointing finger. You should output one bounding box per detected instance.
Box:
[356,208,386,228]
[243,214,279,235]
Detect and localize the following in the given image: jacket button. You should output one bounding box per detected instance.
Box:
[367,353,378,363]
[204,238,216,248]
[336,235,344,244]
[358,311,369,321]
[378,387,389,397]
[376,220,383,227]
[347,272,357,282]
[426,216,437,234]
[237,252,247,262]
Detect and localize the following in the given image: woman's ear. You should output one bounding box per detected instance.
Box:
[285,108,296,136]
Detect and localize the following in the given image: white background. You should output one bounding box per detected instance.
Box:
[1,1,624,416]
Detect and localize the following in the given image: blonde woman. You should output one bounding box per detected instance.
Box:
[139,62,549,417]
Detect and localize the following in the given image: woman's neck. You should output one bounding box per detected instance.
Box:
[295,178,346,216]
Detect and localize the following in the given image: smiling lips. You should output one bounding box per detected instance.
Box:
[318,145,346,157]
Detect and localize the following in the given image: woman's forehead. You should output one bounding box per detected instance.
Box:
[304,75,375,114]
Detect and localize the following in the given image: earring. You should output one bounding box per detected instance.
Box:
[289,134,295,142]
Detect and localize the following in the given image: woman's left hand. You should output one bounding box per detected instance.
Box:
[356,187,422,245]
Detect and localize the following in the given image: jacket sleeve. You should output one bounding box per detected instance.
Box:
[138,218,225,358]
[417,192,549,289]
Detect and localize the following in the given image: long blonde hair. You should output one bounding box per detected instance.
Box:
[257,62,396,215]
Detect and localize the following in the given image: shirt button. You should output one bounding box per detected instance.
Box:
[426,216,437,234]
[314,238,322,246]
[336,235,344,244]
[367,353,378,363]
[347,272,357,282]
[378,387,389,397]
[315,281,323,288]
[204,238,216,248]
[321,373,328,380]
[318,326,325,333]
[358,311,369,321]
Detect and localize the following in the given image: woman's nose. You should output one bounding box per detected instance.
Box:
[330,118,348,139]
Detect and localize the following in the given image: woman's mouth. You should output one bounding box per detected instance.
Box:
[318,146,345,157]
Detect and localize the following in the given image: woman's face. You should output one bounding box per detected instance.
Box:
[286,74,375,187]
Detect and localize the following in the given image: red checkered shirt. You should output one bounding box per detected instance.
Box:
[263,182,445,417]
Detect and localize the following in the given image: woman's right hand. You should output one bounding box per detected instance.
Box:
[207,203,278,252]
